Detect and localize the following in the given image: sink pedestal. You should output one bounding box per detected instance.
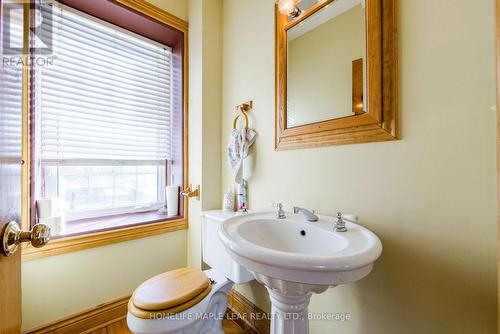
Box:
[268,289,311,334]
[254,272,330,334]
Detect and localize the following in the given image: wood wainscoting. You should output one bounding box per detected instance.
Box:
[26,296,130,334]
[26,290,269,334]
[227,290,270,334]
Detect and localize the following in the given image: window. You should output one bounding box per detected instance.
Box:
[0,2,23,162]
[31,1,185,238]
[0,1,23,213]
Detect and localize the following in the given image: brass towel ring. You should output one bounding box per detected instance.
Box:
[232,101,253,130]
[233,110,249,130]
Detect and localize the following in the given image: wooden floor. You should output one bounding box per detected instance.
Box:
[89,318,244,334]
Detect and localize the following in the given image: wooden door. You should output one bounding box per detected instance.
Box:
[0,0,25,332]
[0,178,22,334]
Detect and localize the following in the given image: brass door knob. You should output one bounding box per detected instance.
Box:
[2,221,51,256]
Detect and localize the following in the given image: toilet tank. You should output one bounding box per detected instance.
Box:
[202,210,253,284]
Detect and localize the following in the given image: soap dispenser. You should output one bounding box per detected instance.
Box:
[223,186,235,212]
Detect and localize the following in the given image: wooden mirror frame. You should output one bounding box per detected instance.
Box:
[275,0,398,150]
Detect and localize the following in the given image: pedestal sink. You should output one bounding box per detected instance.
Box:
[218,212,382,334]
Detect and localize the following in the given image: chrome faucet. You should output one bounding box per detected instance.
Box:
[272,203,286,219]
[293,206,318,222]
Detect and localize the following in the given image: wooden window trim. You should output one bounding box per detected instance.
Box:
[22,218,188,261]
[22,0,189,261]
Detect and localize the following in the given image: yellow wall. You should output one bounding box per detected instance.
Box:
[288,4,364,124]
[21,1,189,331]
[187,0,223,268]
[221,0,497,333]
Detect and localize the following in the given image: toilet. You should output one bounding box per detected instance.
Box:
[127,210,254,334]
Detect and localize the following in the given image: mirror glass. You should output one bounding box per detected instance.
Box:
[286,0,366,128]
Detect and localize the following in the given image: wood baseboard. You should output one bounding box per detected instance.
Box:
[25,295,131,334]
[227,289,270,334]
[26,289,270,334]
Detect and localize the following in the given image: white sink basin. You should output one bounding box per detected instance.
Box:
[236,218,349,254]
[218,212,382,334]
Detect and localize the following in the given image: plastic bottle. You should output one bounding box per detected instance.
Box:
[223,186,235,212]
[237,179,247,211]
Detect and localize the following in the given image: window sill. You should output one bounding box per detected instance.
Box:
[21,213,188,261]
[60,211,181,237]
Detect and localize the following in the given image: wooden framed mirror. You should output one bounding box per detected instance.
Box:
[275,0,398,150]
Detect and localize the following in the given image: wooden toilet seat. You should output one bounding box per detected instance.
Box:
[128,267,212,319]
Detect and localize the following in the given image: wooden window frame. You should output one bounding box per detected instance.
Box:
[21,0,189,261]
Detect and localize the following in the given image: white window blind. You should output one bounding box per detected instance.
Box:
[39,3,173,165]
[0,3,23,160]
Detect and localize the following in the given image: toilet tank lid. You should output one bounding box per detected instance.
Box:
[201,210,236,222]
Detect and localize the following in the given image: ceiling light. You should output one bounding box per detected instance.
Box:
[275,0,302,18]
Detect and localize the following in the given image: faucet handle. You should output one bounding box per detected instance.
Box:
[334,212,348,232]
[271,202,286,219]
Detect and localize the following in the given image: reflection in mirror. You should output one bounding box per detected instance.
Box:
[296,0,321,13]
[286,0,366,128]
